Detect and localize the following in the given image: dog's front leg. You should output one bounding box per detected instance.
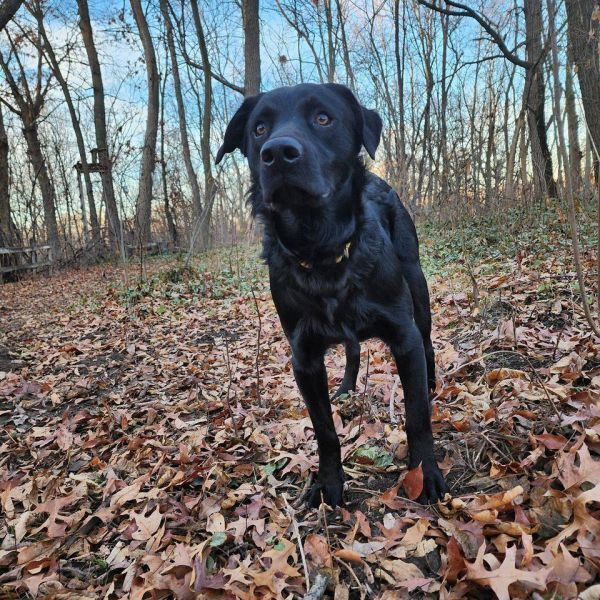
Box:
[388,323,448,503]
[291,340,344,507]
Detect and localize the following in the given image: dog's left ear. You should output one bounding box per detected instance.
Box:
[359,106,383,160]
[326,84,382,160]
[216,93,263,164]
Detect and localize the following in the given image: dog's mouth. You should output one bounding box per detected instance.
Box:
[269,184,323,206]
[261,176,331,209]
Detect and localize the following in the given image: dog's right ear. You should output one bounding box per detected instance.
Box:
[216,94,263,164]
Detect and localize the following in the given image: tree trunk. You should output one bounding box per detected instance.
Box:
[416,14,434,203]
[243,0,261,95]
[323,0,335,83]
[0,34,58,254]
[32,2,102,249]
[0,0,23,31]
[484,86,498,208]
[190,0,217,248]
[130,0,159,246]
[159,70,179,248]
[565,0,600,184]
[160,0,202,221]
[439,10,449,203]
[22,118,59,254]
[565,52,583,194]
[0,105,18,245]
[520,112,529,197]
[505,109,525,201]
[393,0,407,187]
[76,0,123,253]
[335,0,355,91]
[524,0,557,200]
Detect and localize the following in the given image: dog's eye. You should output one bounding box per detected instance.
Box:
[315,113,331,126]
[254,122,267,137]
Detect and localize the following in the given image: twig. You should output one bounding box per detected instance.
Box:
[481,432,512,463]
[283,496,310,592]
[302,572,331,600]
[539,272,598,280]
[389,376,399,424]
[551,321,566,361]
[358,348,370,437]
[578,102,600,320]
[511,305,518,351]
[250,285,263,408]
[565,192,600,338]
[334,556,365,599]
[292,471,314,509]
[223,335,239,436]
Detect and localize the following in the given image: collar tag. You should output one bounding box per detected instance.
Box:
[299,241,352,270]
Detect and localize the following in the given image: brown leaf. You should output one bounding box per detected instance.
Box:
[333,548,362,564]
[466,544,551,600]
[403,464,424,500]
[376,558,425,583]
[55,425,73,450]
[131,506,162,541]
[556,443,600,489]
[535,432,568,450]
[485,368,527,384]
[444,537,465,583]
[304,534,332,569]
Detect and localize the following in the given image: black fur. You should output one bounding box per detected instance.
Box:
[217,83,447,506]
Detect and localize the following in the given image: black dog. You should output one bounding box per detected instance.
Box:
[216,83,447,507]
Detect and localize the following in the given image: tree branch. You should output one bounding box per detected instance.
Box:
[416,0,532,69]
[166,0,244,95]
[0,0,23,32]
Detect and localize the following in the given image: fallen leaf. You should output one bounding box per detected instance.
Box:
[403,464,424,500]
[466,544,551,600]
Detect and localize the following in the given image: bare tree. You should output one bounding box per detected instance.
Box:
[524,0,557,199]
[0,34,59,254]
[29,0,102,249]
[189,0,217,248]
[0,104,18,245]
[76,0,123,253]
[130,0,159,246]
[565,0,600,182]
[564,52,582,194]
[417,0,557,200]
[160,0,202,222]
[158,69,178,248]
[243,0,261,95]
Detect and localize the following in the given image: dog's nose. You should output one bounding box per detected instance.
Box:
[260,137,303,167]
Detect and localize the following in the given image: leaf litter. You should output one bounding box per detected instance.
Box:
[0,216,599,599]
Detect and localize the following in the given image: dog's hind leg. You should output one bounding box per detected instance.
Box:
[332,340,360,399]
[402,263,436,392]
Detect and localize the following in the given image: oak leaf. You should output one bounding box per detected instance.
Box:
[466,544,550,600]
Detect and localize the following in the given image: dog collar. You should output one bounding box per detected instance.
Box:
[298,241,352,270]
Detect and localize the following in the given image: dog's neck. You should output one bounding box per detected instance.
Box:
[255,163,364,264]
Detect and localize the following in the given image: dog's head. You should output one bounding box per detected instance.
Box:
[216,83,382,209]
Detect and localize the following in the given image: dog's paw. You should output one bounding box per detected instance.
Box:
[418,461,448,504]
[427,377,437,395]
[331,386,351,400]
[306,476,344,508]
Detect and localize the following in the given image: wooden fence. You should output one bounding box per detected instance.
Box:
[0,245,54,277]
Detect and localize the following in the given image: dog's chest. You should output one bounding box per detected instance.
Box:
[296,283,375,342]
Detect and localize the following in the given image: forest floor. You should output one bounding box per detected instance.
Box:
[1,206,599,599]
